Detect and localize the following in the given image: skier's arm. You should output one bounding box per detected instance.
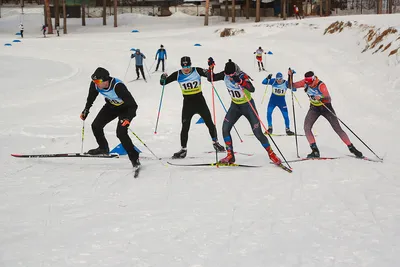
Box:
[160,71,178,85]
[115,83,138,120]
[207,70,225,82]
[239,73,255,92]
[262,77,275,85]
[318,83,331,102]
[285,81,296,91]
[196,67,209,78]
[84,82,99,110]
[142,53,146,59]
[164,50,167,60]
[292,79,306,89]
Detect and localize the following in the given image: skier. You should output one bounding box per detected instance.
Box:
[19,23,24,38]
[41,24,47,38]
[253,47,266,72]
[207,58,282,165]
[155,44,167,72]
[55,25,60,37]
[294,5,301,20]
[80,67,141,168]
[130,49,146,81]
[159,56,225,159]
[262,72,295,135]
[291,70,363,158]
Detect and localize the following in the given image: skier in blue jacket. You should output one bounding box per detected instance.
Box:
[262,72,295,135]
[155,44,167,72]
[131,49,146,81]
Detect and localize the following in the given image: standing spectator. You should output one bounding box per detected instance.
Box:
[130,49,146,81]
[56,25,60,37]
[155,44,167,72]
[42,24,47,37]
[294,5,301,20]
[19,23,24,38]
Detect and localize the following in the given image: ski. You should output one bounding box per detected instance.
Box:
[245,133,308,137]
[276,163,293,173]
[11,153,119,158]
[167,162,261,168]
[347,155,383,163]
[282,157,341,163]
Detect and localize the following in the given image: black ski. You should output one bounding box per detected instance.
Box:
[167,162,260,168]
[347,155,383,163]
[283,157,341,163]
[245,133,308,137]
[11,153,119,158]
[276,163,293,173]
[133,165,141,178]
[204,151,254,156]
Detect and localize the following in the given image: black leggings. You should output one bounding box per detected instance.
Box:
[180,94,217,148]
[136,65,145,79]
[91,104,139,160]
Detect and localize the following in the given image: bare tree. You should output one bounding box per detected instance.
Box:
[55,0,59,27]
[255,0,260,22]
[62,0,67,34]
[231,0,235,22]
[113,0,117,27]
[282,0,287,20]
[103,0,106,25]
[44,0,53,34]
[204,0,210,25]
[246,0,250,19]
[82,1,86,26]
[225,0,228,21]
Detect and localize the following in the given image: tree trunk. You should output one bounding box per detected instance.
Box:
[320,0,323,16]
[246,0,249,19]
[232,0,235,22]
[325,0,329,15]
[224,0,228,21]
[388,0,393,13]
[103,0,107,25]
[62,0,67,34]
[55,0,59,27]
[113,0,117,27]
[377,0,382,14]
[255,0,260,22]
[282,0,287,20]
[82,2,86,26]
[204,0,210,25]
[44,0,53,34]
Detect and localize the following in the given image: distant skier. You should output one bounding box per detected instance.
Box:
[291,70,363,158]
[207,58,282,166]
[253,47,266,71]
[294,5,301,20]
[131,49,146,81]
[19,23,24,38]
[159,56,225,159]
[41,24,47,37]
[262,72,296,135]
[79,67,141,168]
[55,25,60,37]
[155,44,167,72]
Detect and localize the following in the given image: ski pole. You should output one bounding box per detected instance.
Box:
[293,93,302,108]
[321,102,383,160]
[210,70,219,165]
[149,59,156,73]
[128,127,161,160]
[239,84,291,169]
[154,81,166,134]
[288,68,300,158]
[261,84,269,104]
[81,121,85,154]
[123,58,132,81]
[144,60,151,80]
[210,80,243,143]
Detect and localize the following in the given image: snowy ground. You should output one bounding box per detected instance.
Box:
[1,10,400,267]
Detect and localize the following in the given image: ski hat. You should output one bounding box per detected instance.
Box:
[181,56,191,67]
[160,44,164,48]
[224,59,239,75]
[259,46,262,49]
[136,49,141,53]
[276,72,283,79]
[91,67,110,81]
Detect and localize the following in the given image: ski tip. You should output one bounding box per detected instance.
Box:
[11,154,21,157]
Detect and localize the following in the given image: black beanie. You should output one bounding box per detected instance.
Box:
[304,71,314,78]
[224,59,236,75]
[91,67,110,80]
[181,56,191,67]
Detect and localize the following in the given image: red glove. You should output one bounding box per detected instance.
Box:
[121,119,130,127]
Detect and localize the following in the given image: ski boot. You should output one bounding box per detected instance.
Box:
[286,128,295,136]
[267,146,282,165]
[307,143,320,158]
[348,144,363,158]
[87,147,109,155]
[219,150,235,164]
[213,141,226,152]
[259,67,262,72]
[136,76,140,80]
[131,158,141,168]
[265,126,273,135]
[172,148,187,159]
[262,67,265,71]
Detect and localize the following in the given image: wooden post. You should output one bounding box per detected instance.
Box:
[204,0,210,25]
[255,0,260,22]
[246,0,249,19]
[232,0,235,22]
[113,0,117,27]
[225,0,228,21]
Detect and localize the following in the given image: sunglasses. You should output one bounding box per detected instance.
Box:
[93,79,104,85]
[182,65,191,69]
[304,76,315,84]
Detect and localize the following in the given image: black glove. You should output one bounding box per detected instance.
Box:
[253,52,256,54]
[266,74,272,80]
[208,57,215,67]
[130,54,134,59]
[232,75,242,84]
[80,109,89,120]
[160,73,168,84]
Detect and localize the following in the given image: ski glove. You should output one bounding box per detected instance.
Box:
[232,75,242,84]
[130,54,135,59]
[121,119,130,127]
[266,74,272,80]
[80,109,89,120]
[160,73,168,84]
